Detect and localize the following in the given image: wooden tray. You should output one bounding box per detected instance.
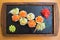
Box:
[1,2,59,36]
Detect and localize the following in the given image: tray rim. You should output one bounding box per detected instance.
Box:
[1,2,59,36]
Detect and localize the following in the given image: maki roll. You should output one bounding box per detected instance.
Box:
[28,20,36,28]
[9,8,19,15]
[27,13,35,20]
[19,18,27,25]
[35,16,44,23]
[41,8,50,19]
[34,22,46,32]
[19,10,27,18]
[12,15,20,22]
[36,23,45,31]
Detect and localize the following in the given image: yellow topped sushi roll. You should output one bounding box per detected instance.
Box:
[9,8,19,15]
[19,18,27,25]
[27,13,35,20]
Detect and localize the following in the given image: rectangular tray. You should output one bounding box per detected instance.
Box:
[1,2,59,36]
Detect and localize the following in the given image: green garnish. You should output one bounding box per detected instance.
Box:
[9,25,16,32]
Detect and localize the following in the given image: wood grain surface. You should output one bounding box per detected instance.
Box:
[0,0,60,40]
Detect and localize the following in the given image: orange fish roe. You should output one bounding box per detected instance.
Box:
[35,16,44,23]
[28,20,36,28]
[12,15,20,22]
[19,10,27,17]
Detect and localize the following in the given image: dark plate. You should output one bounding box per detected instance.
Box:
[1,2,59,36]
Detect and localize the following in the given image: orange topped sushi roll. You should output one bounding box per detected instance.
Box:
[19,10,27,17]
[12,15,20,22]
[28,20,36,28]
[35,16,44,23]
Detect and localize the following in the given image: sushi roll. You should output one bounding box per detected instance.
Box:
[9,8,19,15]
[19,10,27,18]
[35,16,44,23]
[27,13,35,20]
[9,25,16,32]
[34,22,45,32]
[19,18,27,25]
[41,8,50,19]
[36,23,45,31]
[28,20,36,28]
[12,15,20,22]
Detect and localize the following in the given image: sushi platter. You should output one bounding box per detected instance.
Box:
[1,2,59,36]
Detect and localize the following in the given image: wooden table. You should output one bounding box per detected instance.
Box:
[0,0,60,40]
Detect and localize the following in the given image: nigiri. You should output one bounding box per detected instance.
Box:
[27,13,35,20]
[19,10,27,17]
[19,18,27,25]
[35,16,44,23]
[9,8,19,15]
[28,20,36,28]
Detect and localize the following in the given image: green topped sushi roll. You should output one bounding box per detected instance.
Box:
[9,25,16,32]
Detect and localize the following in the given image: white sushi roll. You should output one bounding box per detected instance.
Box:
[27,13,35,20]
[19,18,27,25]
[9,8,19,15]
[36,22,46,31]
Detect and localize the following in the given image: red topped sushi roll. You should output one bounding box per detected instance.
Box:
[41,8,50,19]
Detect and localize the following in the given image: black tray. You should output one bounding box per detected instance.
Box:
[1,2,59,36]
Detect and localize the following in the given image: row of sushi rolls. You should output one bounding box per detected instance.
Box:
[9,8,50,33]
